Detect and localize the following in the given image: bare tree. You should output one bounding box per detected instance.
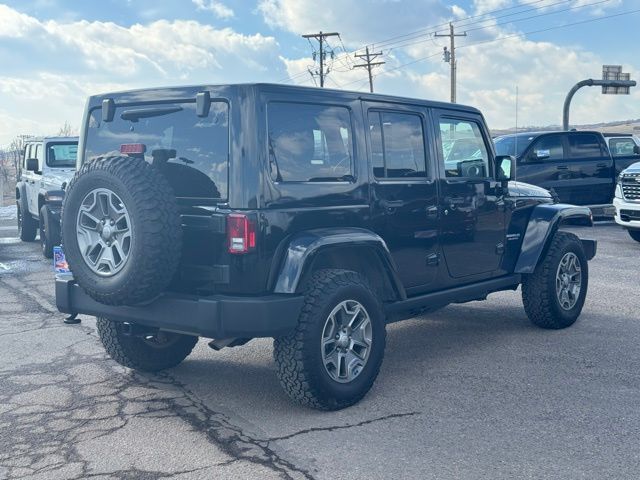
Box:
[57,121,77,137]
[0,135,29,206]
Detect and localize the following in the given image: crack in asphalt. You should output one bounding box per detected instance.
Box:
[259,411,421,443]
[0,276,315,479]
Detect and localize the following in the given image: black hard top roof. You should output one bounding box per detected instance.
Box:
[87,83,481,115]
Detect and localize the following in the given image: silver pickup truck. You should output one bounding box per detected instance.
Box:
[15,136,77,258]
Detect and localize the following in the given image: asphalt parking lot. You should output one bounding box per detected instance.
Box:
[1,205,639,480]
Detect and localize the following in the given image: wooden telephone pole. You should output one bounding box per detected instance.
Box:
[302,31,340,87]
[435,23,466,103]
[353,47,385,93]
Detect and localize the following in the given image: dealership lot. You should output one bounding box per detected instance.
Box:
[1,211,639,479]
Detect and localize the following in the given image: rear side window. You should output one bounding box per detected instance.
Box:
[609,138,636,156]
[529,135,564,162]
[368,111,427,178]
[47,143,77,168]
[267,102,354,182]
[569,134,605,159]
[86,101,229,200]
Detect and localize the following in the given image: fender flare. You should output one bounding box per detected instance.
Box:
[272,227,406,299]
[514,203,593,274]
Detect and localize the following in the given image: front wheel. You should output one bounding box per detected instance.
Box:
[96,318,198,372]
[522,232,588,329]
[628,229,640,243]
[274,269,386,410]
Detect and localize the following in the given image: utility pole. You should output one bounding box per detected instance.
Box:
[435,23,466,103]
[302,31,340,87]
[353,47,385,93]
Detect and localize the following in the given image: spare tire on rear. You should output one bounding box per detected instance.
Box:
[62,156,182,306]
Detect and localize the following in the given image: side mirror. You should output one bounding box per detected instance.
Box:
[495,155,516,183]
[634,145,640,155]
[26,158,39,172]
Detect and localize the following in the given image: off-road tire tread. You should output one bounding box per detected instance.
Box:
[63,156,182,305]
[40,205,58,259]
[274,269,386,410]
[18,203,37,242]
[522,231,587,329]
[96,318,198,372]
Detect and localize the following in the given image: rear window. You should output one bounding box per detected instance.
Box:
[86,101,229,200]
[47,142,77,168]
[267,102,354,182]
[569,134,605,159]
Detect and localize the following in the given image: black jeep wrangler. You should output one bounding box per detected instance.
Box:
[57,84,596,410]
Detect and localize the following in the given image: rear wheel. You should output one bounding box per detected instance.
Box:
[17,203,37,242]
[522,232,588,329]
[628,229,640,243]
[96,318,198,372]
[274,269,386,410]
[39,205,60,259]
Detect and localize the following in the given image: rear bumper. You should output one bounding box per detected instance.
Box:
[55,277,304,339]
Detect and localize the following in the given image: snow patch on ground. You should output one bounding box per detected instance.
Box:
[0,204,17,220]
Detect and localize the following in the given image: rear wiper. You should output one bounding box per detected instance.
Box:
[307,175,355,182]
[120,106,183,122]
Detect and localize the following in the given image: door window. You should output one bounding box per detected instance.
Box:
[609,138,637,157]
[438,119,489,178]
[368,111,427,179]
[569,134,605,159]
[528,135,564,162]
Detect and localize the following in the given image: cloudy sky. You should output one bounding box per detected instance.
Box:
[0,0,638,144]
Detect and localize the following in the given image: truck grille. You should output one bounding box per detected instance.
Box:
[621,172,640,200]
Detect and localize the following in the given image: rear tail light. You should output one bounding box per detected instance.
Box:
[227,214,256,254]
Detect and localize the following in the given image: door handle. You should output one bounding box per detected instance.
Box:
[379,199,403,211]
[426,206,438,219]
[556,165,569,170]
[596,163,607,168]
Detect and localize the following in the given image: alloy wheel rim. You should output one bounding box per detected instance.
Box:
[321,300,373,383]
[76,188,132,277]
[555,252,582,310]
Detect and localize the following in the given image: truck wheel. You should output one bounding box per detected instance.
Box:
[39,205,60,259]
[96,318,198,372]
[62,156,182,306]
[628,230,640,243]
[17,203,37,242]
[274,269,386,410]
[522,232,588,329]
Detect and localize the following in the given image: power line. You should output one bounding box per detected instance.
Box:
[279,0,593,85]
[339,6,640,90]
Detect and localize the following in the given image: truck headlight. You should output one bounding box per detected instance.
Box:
[614,183,623,199]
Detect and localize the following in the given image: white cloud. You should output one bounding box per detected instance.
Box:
[0,4,281,144]
[192,0,234,19]
[258,0,451,47]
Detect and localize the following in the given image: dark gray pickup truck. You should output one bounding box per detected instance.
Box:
[494,130,640,208]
